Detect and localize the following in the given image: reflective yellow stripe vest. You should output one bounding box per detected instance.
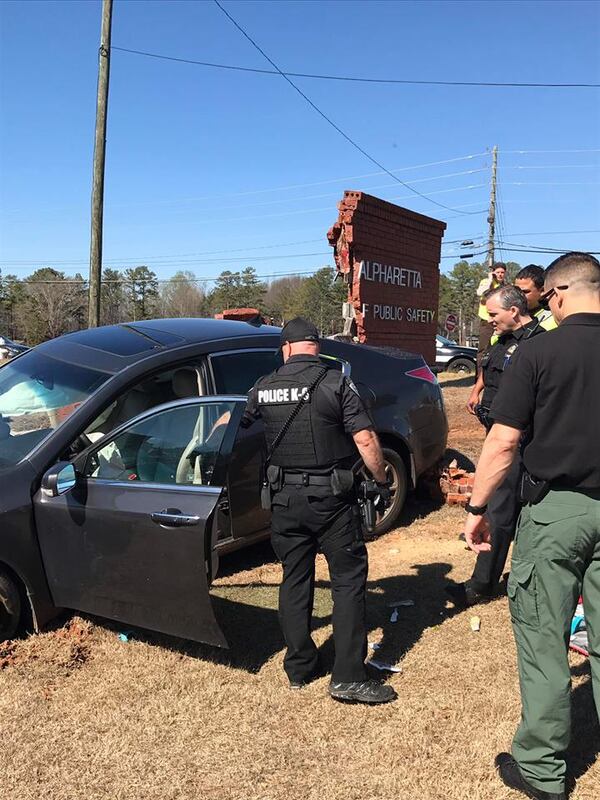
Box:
[489,307,557,346]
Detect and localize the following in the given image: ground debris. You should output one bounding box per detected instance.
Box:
[0,639,19,669]
[0,617,94,675]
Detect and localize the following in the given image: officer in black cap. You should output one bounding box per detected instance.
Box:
[244,317,396,704]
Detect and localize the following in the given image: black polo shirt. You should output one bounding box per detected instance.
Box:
[480,319,543,409]
[490,313,600,489]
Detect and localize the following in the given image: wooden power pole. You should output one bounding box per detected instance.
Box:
[88,0,113,328]
[486,145,498,269]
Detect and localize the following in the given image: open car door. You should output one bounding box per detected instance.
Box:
[32,396,246,647]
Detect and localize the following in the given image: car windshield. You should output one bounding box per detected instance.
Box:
[0,351,109,468]
[436,335,455,346]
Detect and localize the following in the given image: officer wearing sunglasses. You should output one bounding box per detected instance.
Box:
[464,252,600,800]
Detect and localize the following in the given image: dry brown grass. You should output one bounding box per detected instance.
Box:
[1,373,597,800]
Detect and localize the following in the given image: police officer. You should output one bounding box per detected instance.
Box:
[450,286,545,607]
[244,317,396,704]
[464,252,600,800]
[514,264,558,332]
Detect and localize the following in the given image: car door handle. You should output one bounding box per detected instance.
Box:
[151,510,201,528]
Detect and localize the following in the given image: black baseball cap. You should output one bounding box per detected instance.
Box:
[280,317,319,347]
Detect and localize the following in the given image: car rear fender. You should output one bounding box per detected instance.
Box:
[376,432,416,489]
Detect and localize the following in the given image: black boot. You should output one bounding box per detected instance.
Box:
[329,679,397,704]
[445,582,496,609]
[495,753,566,800]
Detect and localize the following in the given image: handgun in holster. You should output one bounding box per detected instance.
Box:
[358,479,379,533]
[474,404,493,432]
[519,470,550,505]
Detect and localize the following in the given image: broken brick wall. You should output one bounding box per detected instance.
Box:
[328,191,446,364]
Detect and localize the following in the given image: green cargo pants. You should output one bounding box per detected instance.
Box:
[508,488,600,794]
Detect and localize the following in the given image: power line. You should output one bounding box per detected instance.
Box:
[1,182,489,252]
[2,251,334,272]
[112,45,600,89]
[502,149,600,154]
[1,152,489,216]
[503,164,600,170]
[1,268,329,285]
[212,0,479,217]
[497,241,600,255]
[442,229,600,244]
[505,181,600,186]
[0,239,326,266]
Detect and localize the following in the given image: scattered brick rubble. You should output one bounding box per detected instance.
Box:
[440,459,475,506]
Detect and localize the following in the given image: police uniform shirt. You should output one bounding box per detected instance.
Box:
[480,319,543,409]
[490,313,600,489]
[244,354,372,471]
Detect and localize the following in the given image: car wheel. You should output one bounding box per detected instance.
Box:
[0,568,22,642]
[356,448,408,536]
[447,357,476,375]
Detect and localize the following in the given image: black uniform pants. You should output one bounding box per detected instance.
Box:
[270,483,368,684]
[469,455,523,593]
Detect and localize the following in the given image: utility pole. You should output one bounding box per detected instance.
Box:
[88,0,113,328]
[486,145,498,269]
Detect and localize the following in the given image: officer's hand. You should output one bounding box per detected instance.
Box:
[374,481,392,512]
[466,393,479,415]
[464,513,492,553]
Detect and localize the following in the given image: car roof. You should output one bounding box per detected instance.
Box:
[125,317,281,342]
[33,318,282,373]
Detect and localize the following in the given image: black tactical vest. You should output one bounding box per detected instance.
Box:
[254,360,357,471]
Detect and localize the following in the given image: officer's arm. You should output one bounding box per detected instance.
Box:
[466,371,485,414]
[241,385,261,428]
[470,423,521,507]
[352,428,387,484]
[476,276,493,297]
[464,424,521,553]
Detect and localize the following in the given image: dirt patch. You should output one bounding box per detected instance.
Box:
[1,617,93,680]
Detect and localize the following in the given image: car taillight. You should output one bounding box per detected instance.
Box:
[405,366,438,384]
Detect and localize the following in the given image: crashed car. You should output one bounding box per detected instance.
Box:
[0,318,447,645]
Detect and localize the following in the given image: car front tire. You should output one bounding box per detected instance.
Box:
[0,568,22,642]
[447,357,476,375]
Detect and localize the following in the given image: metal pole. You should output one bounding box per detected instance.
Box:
[88,0,113,328]
[487,145,498,269]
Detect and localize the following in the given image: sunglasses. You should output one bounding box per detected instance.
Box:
[539,284,568,310]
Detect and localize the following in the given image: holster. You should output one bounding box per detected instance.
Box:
[330,467,355,498]
[474,404,493,432]
[261,464,283,510]
[519,470,550,505]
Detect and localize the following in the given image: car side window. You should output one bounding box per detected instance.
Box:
[210,350,281,395]
[83,400,236,487]
[209,350,350,395]
[83,364,203,443]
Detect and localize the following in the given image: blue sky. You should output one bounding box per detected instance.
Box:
[1,0,599,286]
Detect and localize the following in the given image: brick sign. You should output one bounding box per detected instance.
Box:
[328,191,446,364]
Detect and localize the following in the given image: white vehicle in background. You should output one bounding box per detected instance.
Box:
[435,334,477,375]
[0,336,29,360]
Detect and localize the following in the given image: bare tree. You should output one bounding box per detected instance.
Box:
[18,268,87,344]
[159,271,204,317]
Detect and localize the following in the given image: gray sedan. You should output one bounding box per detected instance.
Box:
[0,318,447,646]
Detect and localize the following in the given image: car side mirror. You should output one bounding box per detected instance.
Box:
[41,462,77,497]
